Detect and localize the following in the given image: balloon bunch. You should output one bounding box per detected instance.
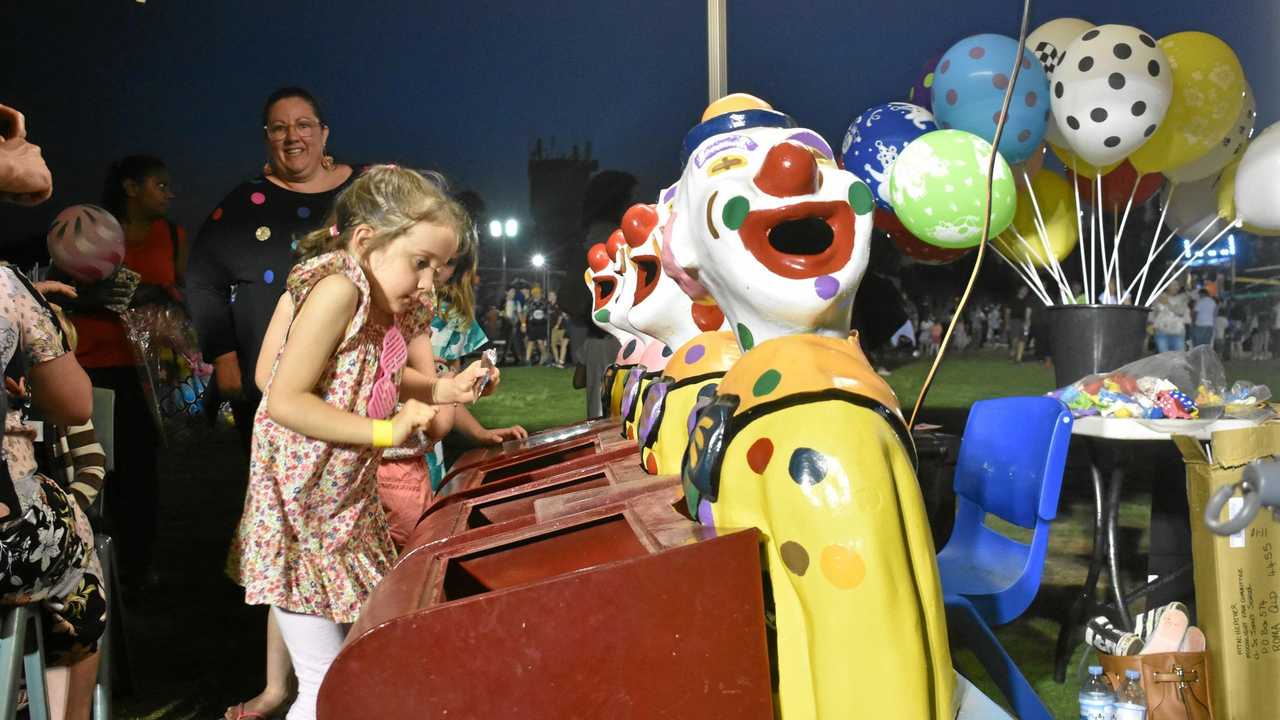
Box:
[854,16,1269,311]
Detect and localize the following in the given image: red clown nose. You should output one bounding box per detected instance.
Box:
[605,229,626,261]
[754,141,818,198]
[621,204,659,248]
[587,243,611,272]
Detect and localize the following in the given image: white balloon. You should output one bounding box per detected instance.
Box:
[1165,83,1256,183]
[1050,24,1172,166]
[1233,121,1280,232]
[1028,17,1095,148]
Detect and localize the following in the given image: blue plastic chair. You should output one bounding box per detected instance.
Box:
[936,396,1072,720]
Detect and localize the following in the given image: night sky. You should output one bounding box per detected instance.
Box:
[3,0,1276,265]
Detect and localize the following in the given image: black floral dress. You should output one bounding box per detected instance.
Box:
[0,267,106,664]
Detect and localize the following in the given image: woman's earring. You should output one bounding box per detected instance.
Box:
[322,154,336,171]
[262,162,273,177]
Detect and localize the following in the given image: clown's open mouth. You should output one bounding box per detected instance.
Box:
[631,255,660,305]
[738,200,853,280]
[593,277,617,309]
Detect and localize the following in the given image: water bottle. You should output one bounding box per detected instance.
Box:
[1114,669,1148,720]
[1079,665,1115,720]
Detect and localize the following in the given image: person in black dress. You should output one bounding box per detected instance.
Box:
[185,88,359,720]
[186,87,360,452]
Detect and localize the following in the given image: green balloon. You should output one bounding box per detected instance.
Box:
[889,129,1016,249]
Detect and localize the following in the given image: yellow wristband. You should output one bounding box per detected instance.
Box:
[371,420,394,448]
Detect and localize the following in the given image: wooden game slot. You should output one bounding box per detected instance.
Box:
[474,439,600,485]
[465,472,611,528]
[440,513,650,601]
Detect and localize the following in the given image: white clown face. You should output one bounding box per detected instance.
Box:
[665,126,875,350]
[622,197,727,352]
[586,233,655,363]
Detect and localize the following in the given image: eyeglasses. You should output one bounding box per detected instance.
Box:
[367,326,407,420]
[264,118,323,142]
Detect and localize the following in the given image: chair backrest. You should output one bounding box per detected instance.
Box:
[953,396,1073,529]
[91,388,115,473]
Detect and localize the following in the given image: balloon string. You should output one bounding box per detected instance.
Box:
[1071,157,1090,303]
[1095,173,1107,301]
[1146,217,1237,305]
[1129,182,1176,303]
[909,0,1033,430]
[1108,173,1144,303]
[1021,168,1073,301]
[1143,215,1221,305]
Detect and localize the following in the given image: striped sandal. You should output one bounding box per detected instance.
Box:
[1084,615,1144,656]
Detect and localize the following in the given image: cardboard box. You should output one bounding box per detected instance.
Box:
[1176,422,1280,720]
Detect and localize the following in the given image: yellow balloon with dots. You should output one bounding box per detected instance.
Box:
[1129,32,1245,174]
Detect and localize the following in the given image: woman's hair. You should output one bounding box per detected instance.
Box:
[262,86,325,127]
[296,164,470,265]
[439,220,478,326]
[102,155,166,219]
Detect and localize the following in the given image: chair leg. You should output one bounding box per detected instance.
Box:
[92,534,114,720]
[20,606,50,720]
[946,597,1052,720]
[0,607,25,719]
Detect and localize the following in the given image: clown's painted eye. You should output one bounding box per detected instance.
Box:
[849,181,875,215]
[722,195,750,230]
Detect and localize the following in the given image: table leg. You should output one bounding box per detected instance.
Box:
[1053,457,1109,683]
[1105,466,1131,629]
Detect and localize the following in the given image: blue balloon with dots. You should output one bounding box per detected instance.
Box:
[841,102,937,210]
[931,33,1049,164]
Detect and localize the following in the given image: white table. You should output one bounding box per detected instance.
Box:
[1052,415,1260,681]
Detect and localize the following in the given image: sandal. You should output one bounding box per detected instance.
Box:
[226,703,273,720]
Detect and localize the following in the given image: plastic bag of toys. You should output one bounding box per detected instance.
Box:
[121,302,213,442]
[1048,346,1272,422]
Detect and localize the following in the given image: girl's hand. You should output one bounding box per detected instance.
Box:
[439,361,499,404]
[485,425,527,444]
[389,399,437,446]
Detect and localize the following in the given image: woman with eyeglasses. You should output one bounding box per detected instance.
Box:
[187,87,361,455]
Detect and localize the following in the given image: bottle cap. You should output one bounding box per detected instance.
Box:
[1088,665,1103,675]
[1126,669,1141,679]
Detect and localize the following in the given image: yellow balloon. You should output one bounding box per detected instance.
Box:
[994,170,1079,267]
[1215,161,1274,235]
[1050,143,1120,179]
[1130,32,1245,174]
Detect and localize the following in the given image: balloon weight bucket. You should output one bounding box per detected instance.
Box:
[1047,305,1151,388]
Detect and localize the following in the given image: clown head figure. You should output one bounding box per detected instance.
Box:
[665,124,876,351]
[585,235,649,365]
[621,199,726,355]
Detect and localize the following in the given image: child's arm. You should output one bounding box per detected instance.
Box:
[266,275,434,446]
[400,360,498,405]
[255,293,293,393]
[451,403,528,445]
[405,332,455,441]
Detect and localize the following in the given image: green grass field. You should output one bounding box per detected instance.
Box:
[468,352,1280,718]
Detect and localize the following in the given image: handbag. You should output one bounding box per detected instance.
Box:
[1099,651,1214,720]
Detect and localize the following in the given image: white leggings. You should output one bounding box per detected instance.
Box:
[272,606,350,720]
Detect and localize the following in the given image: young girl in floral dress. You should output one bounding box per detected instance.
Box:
[231,165,497,720]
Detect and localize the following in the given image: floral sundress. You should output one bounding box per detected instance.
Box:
[233,251,403,623]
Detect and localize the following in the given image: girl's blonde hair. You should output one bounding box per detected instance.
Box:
[439,222,478,326]
[297,164,470,263]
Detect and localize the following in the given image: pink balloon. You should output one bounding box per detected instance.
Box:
[47,204,124,282]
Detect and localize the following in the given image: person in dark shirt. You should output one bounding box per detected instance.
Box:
[1006,286,1032,362]
[186,87,360,451]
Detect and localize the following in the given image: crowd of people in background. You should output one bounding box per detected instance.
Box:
[879,269,1279,370]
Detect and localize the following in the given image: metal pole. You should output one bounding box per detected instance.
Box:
[707,0,727,103]
[501,236,507,292]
